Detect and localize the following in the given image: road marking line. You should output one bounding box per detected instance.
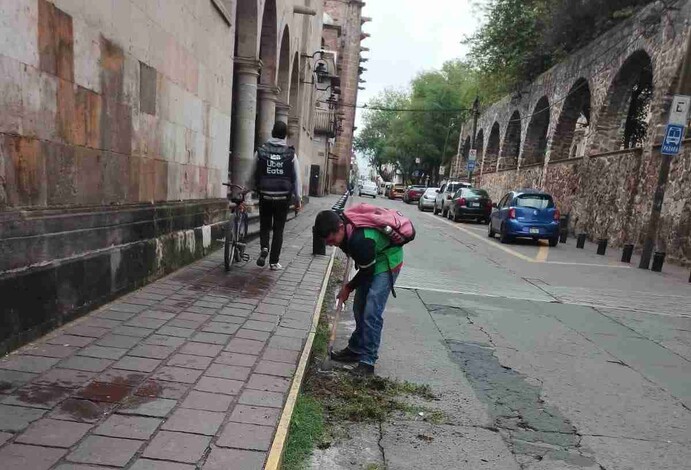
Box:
[536,245,550,263]
[264,248,336,470]
[423,212,630,268]
[397,285,689,318]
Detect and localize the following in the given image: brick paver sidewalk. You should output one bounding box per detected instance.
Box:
[0,197,337,469]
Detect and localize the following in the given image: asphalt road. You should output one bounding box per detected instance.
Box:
[327,194,691,470]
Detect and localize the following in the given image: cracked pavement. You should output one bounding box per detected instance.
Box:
[311,196,690,470]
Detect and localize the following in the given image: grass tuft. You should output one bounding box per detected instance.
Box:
[282,395,325,470]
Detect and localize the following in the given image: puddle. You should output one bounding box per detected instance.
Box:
[77,381,132,403]
[5,385,71,408]
[54,398,113,422]
[447,340,598,467]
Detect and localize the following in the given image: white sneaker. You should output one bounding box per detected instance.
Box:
[270,263,283,270]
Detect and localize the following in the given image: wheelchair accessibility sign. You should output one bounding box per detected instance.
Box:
[661,124,685,156]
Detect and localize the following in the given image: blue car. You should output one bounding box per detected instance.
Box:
[488,190,560,246]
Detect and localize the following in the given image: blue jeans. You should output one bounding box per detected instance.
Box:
[347,270,399,366]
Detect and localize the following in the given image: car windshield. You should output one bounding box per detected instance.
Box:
[363,183,376,189]
[410,185,425,189]
[463,189,489,198]
[515,194,554,209]
[424,188,439,196]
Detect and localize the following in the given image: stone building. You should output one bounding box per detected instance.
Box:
[0,0,330,352]
[322,0,368,194]
[454,0,691,265]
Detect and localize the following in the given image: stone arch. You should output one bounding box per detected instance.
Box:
[594,50,654,152]
[259,0,278,86]
[523,97,550,165]
[277,25,291,103]
[486,122,501,169]
[501,111,521,168]
[235,0,259,58]
[551,78,591,161]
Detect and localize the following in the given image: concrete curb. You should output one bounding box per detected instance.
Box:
[264,247,336,470]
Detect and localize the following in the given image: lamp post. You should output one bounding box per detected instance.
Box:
[469,96,480,185]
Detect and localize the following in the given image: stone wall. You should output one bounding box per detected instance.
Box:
[0,0,326,352]
[462,0,691,265]
[324,0,365,193]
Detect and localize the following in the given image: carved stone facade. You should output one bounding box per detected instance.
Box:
[454,1,691,265]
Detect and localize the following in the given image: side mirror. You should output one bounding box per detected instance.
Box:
[492,202,498,208]
[447,195,452,200]
[435,189,440,193]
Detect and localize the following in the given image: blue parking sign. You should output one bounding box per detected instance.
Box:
[661,124,685,156]
[467,160,476,172]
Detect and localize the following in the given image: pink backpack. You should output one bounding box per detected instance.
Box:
[342,203,416,246]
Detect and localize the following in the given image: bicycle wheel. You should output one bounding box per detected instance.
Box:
[234,213,248,262]
[224,216,237,271]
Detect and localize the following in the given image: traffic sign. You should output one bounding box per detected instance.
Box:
[669,95,690,126]
[468,149,477,162]
[661,124,685,156]
[467,160,476,172]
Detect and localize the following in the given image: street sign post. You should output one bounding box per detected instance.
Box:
[468,149,477,163]
[661,124,685,156]
[669,94,690,125]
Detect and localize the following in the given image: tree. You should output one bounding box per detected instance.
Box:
[355,61,489,185]
[465,0,656,92]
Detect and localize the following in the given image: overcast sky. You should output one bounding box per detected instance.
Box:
[352,0,483,172]
[356,0,482,118]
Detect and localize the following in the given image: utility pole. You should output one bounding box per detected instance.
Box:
[469,96,480,185]
[639,29,691,269]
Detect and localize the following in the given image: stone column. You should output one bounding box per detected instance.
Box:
[231,58,261,189]
[257,86,280,145]
[287,117,300,147]
[275,103,290,124]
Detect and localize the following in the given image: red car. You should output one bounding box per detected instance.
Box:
[403,185,427,204]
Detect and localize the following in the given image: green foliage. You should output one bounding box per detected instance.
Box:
[465,0,656,91]
[282,395,325,470]
[355,61,493,184]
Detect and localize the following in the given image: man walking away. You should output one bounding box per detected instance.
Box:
[254,121,302,270]
[313,210,404,376]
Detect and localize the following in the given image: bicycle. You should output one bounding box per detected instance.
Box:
[221,183,251,271]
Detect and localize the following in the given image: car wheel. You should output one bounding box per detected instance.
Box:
[433,204,438,215]
[549,236,558,247]
[500,224,513,244]
[488,222,496,238]
[442,206,448,218]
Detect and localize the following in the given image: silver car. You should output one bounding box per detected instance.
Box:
[433,181,472,217]
[418,187,439,211]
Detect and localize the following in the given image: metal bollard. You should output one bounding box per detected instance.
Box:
[576,233,587,249]
[597,238,608,256]
[559,215,569,243]
[651,251,666,272]
[312,226,326,256]
[621,244,634,263]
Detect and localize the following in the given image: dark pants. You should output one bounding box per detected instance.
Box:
[259,198,289,264]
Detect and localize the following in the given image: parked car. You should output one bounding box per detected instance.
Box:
[418,187,439,211]
[379,181,392,195]
[359,181,378,198]
[403,185,427,204]
[383,183,394,197]
[433,181,472,217]
[388,184,406,200]
[488,190,560,246]
[447,188,492,223]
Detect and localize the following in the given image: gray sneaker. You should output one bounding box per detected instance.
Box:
[269,263,283,270]
[257,248,269,267]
